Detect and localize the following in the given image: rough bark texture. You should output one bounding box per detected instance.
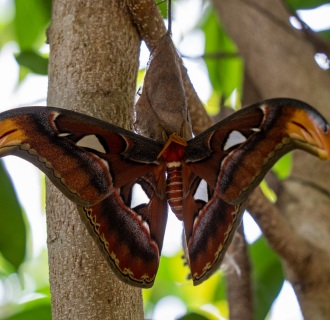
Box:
[213,0,330,318]
[46,1,144,319]
[226,225,253,320]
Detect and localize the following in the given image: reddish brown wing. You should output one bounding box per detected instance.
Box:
[78,173,168,288]
[0,106,167,287]
[0,107,163,206]
[183,98,330,285]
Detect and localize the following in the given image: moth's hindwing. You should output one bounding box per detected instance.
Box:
[183,98,330,284]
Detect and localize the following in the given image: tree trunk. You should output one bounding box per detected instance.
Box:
[213,0,330,318]
[46,0,144,318]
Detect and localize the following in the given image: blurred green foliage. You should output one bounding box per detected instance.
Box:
[286,0,329,9]
[201,8,243,106]
[0,160,50,320]
[0,162,26,271]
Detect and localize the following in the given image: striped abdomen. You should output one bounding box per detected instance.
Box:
[166,161,183,220]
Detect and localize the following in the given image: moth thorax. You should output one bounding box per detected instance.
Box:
[166,162,183,220]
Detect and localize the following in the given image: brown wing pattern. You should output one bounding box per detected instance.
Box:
[0,107,163,206]
[183,98,330,284]
[78,172,168,288]
[0,106,168,287]
[0,99,329,287]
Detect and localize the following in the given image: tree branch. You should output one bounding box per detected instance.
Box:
[226,224,253,320]
[213,0,330,317]
[47,1,144,318]
[280,0,330,61]
[247,188,312,267]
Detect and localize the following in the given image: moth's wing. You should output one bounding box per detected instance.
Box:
[0,107,163,206]
[78,171,168,288]
[0,107,168,287]
[180,168,246,285]
[183,98,330,285]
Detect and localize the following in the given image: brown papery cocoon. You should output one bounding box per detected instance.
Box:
[134,34,192,142]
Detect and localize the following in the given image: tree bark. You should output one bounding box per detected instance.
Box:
[46,1,144,318]
[226,225,253,320]
[213,0,330,318]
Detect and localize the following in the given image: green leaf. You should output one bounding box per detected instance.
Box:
[158,0,168,19]
[260,181,277,203]
[201,8,243,103]
[17,65,30,84]
[0,23,15,49]
[0,160,26,270]
[272,153,292,180]
[5,305,51,320]
[4,298,51,320]
[285,0,330,10]
[178,312,210,320]
[0,252,16,276]
[249,237,284,320]
[14,0,51,50]
[15,51,48,75]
